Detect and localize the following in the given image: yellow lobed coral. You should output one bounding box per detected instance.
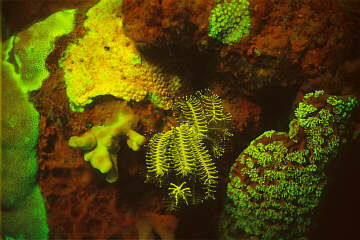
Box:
[59,0,182,111]
[68,104,145,183]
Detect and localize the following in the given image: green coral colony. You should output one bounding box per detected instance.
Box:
[222,91,357,239]
[208,0,251,45]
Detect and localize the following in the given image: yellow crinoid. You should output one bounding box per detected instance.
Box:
[168,182,192,207]
[146,90,233,210]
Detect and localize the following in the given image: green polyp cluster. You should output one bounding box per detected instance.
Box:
[288,119,300,142]
[208,0,251,45]
[327,95,358,120]
[303,89,325,100]
[222,91,357,239]
[296,92,357,162]
[147,92,164,109]
[226,131,319,239]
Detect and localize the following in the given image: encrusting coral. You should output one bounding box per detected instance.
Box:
[121,0,217,47]
[220,90,358,239]
[68,104,145,183]
[59,0,182,112]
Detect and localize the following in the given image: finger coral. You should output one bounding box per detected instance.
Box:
[68,104,145,183]
[220,90,358,239]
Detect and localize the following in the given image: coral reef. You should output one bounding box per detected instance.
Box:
[2,0,359,238]
[221,91,358,239]
[59,0,182,111]
[212,84,261,133]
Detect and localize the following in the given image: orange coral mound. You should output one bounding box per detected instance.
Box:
[122,0,216,47]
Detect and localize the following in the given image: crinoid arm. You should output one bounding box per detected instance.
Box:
[174,95,208,138]
[146,129,174,179]
[168,182,192,207]
[197,89,232,123]
[171,124,196,177]
[189,132,218,199]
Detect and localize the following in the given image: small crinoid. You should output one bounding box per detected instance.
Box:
[168,182,192,207]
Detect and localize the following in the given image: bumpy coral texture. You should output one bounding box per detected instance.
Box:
[2,38,48,239]
[222,91,357,239]
[214,0,356,93]
[60,0,182,111]
[122,0,217,47]
[208,0,251,45]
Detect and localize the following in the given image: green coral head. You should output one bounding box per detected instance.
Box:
[224,90,358,239]
[208,0,251,45]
